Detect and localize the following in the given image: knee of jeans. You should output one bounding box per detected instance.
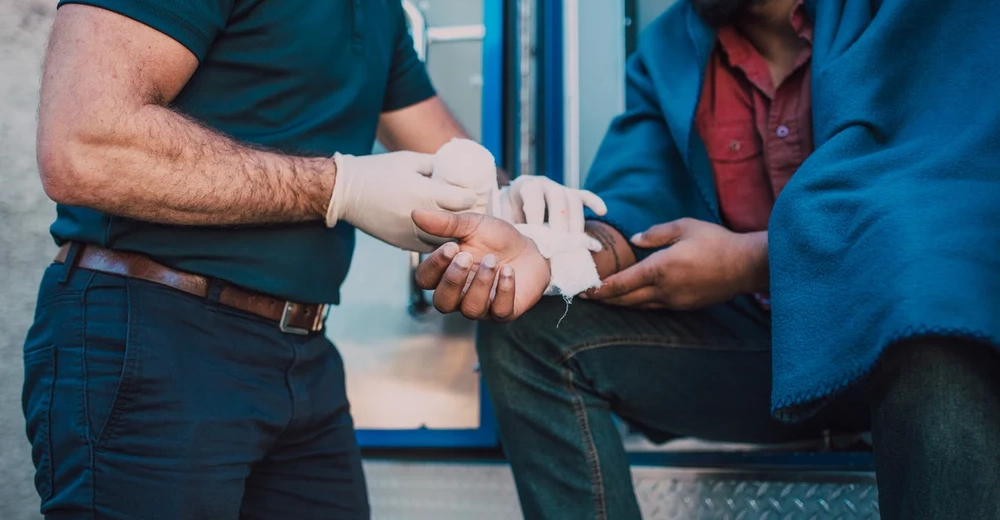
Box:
[872,337,1000,444]
[475,298,585,395]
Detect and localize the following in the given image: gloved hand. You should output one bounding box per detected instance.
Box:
[325,151,479,253]
[490,175,608,233]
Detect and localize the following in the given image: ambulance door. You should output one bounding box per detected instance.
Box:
[325,0,503,449]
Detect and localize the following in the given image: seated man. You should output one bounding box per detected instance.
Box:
[412,0,1000,518]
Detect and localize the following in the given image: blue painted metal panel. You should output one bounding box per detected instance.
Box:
[540,0,564,183]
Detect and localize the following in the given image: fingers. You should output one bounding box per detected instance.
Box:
[565,190,586,234]
[500,188,525,223]
[542,180,570,232]
[591,263,654,299]
[432,183,479,211]
[459,254,500,320]
[432,252,475,313]
[520,179,546,225]
[489,187,520,223]
[631,220,686,248]
[412,209,483,239]
[594,286,661,308]
[489,264,516,321]
[563,229,602,252]
[578,190,608,216]
[414,242,459,290]
[425,253,517,322]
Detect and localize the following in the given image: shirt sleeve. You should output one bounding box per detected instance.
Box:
[381,3,437,112]
[583,48,702,260]
[57,0,234,62]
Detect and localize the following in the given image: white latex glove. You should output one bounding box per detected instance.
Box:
[491,175,608,233]
[325,151,479,253]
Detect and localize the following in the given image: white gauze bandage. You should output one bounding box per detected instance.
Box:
[429,138,603,303]
[431,138,499,213]
[422,138,501,247]
[515,224,603,300]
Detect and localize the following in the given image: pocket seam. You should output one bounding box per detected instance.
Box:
[42,345,56,502]
[23,343,57,502]
[89,279,141,449]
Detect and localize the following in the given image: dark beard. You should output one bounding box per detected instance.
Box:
[688,0,757,27]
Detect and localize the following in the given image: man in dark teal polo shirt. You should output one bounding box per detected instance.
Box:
[20,1,600,518]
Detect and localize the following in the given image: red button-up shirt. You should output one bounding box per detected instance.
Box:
[695,2,814,234]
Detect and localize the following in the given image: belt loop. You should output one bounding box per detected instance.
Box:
[58,242,82,284]
[206,278,224,303]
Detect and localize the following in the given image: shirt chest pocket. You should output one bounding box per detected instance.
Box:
[699,121,774,232]
[702,122,764,165]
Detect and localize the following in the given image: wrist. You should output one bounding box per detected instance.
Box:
[735,231,769,294]
[320,154,342,225]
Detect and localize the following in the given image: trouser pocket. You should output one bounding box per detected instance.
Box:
[22,343,57,501]
[22,265,87,503]
[82,273,137,447]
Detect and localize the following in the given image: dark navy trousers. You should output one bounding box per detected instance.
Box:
[22,259,369,519]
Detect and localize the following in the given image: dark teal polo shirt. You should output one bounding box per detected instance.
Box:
[52,0,436,304]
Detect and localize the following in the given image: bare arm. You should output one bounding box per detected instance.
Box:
[377,96,511,185]
[584,220,638,279]
[377,96,467,153]
[37,5,334,226]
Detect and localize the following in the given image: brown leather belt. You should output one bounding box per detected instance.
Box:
[55,243,327,335]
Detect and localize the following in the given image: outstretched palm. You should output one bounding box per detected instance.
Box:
[412,210,550,320]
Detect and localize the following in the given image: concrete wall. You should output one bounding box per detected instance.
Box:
[0,0,55,518]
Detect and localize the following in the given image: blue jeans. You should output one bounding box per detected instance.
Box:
[477,297,1000,520]
[22,260,369,519]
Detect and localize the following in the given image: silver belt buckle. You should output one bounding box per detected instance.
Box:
[279,301,327,335]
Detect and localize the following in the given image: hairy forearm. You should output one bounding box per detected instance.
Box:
[43,105,334,226]
[584,220,637,279]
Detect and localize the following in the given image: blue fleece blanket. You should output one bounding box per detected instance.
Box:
[769,0,1000,417]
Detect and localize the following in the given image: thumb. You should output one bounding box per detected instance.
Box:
[631,220,686,247]
[432,184,479,212]
[395,151,435,176]
[519,181,546,225]
[577,190,608,216]
[411,209,483,240]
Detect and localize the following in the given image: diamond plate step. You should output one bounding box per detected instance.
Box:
[363,461,879,520]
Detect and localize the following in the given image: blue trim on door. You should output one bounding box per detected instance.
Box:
[355,0,505,449]
[540,0,564,183]
[481,0,504,162]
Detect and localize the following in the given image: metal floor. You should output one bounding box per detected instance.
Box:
[363,460,879,520]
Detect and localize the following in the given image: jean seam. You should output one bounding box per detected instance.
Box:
[554,336,769,366]
[42,345,57,503]
[93,278,138,450]
[79,270,99,443]
[564,369,607,520]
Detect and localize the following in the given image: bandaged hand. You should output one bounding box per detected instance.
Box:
[325,151,479,253]
[491,175,608,233]
[412,210,550,321]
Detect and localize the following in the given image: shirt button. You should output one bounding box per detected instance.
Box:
[776,125,790,138]
[728,140,741,152]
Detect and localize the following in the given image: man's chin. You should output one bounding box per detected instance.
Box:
[688,0,756,28]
